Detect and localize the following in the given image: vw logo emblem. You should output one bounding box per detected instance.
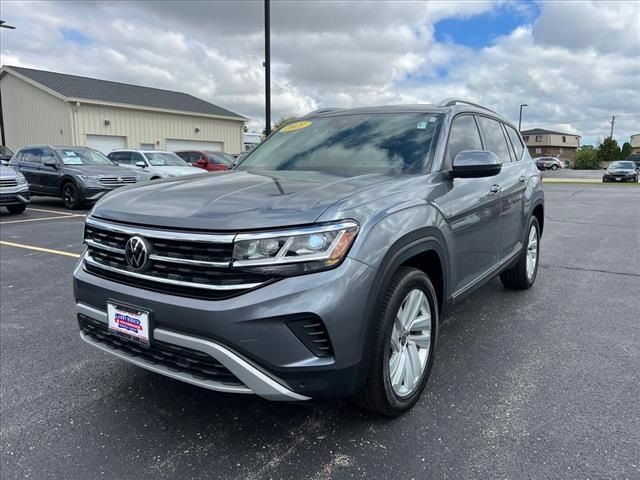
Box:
[117,177,123,183]
[124,236,150,271]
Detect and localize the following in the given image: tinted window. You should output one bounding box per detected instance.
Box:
[477,116,511,164]
[445,115,483,169]
[131,152,145,164]
[505,125,525,160]
[22,149,43,164]
[110,151,132,164]
[237,114,443,175]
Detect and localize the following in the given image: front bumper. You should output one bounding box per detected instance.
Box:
[80,183,136,202]
[0,186,30,206]
[74,255,377,400]
[603,174,636,181]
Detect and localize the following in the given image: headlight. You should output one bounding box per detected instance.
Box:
[232,221,359,275]
[16,175,28,185]
[78,175,101,182]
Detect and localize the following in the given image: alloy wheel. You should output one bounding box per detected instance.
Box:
[388,289,432,397]
[526,224,539,281]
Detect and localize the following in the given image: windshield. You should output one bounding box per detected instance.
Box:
[0,146,13,156]
[56,148,115,166]
[610,161,635,169]
[206,152,234,166]
[145,152,189,167]
[236,113,443,175]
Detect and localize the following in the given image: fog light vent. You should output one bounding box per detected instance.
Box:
[286,316,334,358]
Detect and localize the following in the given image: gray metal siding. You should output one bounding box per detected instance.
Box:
[1,73,72,150]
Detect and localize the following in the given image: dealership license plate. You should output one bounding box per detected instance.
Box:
[107,302,151,346]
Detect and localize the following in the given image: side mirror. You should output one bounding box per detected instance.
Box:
[43,159,57,168]
[452,150,502,178]
[135,161,146,168]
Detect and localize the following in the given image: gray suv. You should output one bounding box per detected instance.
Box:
[74,100,544,416]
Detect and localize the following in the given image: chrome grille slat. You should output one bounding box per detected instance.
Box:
[83,218,271,297]
[0,179,19,188]
[99,176,137,185]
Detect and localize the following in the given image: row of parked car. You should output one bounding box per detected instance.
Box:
[0,145,237,212]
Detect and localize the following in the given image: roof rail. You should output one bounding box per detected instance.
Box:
[438,98,498,115]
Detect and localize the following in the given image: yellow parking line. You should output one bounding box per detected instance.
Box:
[0,214,86,225]
[27,207,76,216]
[0,240,81,258]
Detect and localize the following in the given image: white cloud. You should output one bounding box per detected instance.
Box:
[1,0,638,144]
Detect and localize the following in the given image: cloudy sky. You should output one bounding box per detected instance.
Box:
[1,0,639,145]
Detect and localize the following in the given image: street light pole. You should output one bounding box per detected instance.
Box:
[518,104,528,131]
[263,0,271,137]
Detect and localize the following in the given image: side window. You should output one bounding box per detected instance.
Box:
[505,125,525,161]
[131,152,145,165]
[445,115,483,169]
[476,116,511,164]
[41,149,57,165]
[114,152,131,164]
[22,148,43,164]
[191,152,204,164]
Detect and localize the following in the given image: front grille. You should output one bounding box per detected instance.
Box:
[0,179,18,188]
[83,218,273,299]
[78,314,243,386]
[99,176,138,185]
[286,315,334,358]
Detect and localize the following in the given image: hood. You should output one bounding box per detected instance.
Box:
[0,165,20,178]
[153,166,206,176]
[92,169,394,230]
[64,164,140,177]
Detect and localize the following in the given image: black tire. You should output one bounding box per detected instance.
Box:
[62,182,81,209]
[500,216,540,290]
[354,267,439,416]
[6,204,27,214]
[551,164,558,170]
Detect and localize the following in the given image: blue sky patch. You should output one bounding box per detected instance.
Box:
[61,28,93,45]
[435,2,540,48]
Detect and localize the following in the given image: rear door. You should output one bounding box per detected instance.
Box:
[437,114,502,295]
[18,148,43,192]
[476,116,527,259]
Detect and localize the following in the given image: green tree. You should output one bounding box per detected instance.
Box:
[574,145,600,170]
[620,142,632,159]
[597,137,621,163]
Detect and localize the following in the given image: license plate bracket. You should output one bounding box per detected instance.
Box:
[107,301,152,347]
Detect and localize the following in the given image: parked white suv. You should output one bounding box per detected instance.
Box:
[108,150,205,180]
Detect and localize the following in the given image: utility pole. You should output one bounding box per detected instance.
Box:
[518,104,527,131]
[263,0,271,137]
[609,115,615,139]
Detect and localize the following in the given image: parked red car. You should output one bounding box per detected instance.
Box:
[174,151,234,172]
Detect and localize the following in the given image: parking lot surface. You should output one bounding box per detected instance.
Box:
[1,186,639,480]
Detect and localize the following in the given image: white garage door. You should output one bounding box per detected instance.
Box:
[165,139,223,152]
[86,135,126,154]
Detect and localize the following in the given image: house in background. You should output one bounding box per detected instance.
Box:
[521,128,581,161]
[630,133,640,155]
[0,66,247,154]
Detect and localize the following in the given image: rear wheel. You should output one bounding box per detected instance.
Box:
[354,267,438,416]
[62,182,81,209]
[7,204,27,214]
[500,216,540,289]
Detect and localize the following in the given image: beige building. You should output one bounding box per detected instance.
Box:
[630,133,640,155]
[521,128,581,161]
[0,66,246,154]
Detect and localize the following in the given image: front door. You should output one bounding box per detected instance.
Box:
[435,114,502,296]
[38,148,63,195]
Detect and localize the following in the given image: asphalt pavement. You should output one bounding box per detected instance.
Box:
[1,187,639,480]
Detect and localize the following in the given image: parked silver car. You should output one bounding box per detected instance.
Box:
[108,150,205,180]
[0,164,30,214]
[535,156,564,170]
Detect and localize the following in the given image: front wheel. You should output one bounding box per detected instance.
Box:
[7,204,27,214]
[62,182,81,209]
[500,216,540,289]
[551,164,558,170]
[354,267,438,416]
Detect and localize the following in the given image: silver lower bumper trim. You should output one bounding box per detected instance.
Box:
[77,303,310,401]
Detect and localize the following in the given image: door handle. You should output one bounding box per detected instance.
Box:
[489,184,501,194]
[519,176,526,183]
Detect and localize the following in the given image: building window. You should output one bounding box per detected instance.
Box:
[535,135,543,142]
[562,136,566,143]
[523,135,529,142]
[535,148,542,154]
